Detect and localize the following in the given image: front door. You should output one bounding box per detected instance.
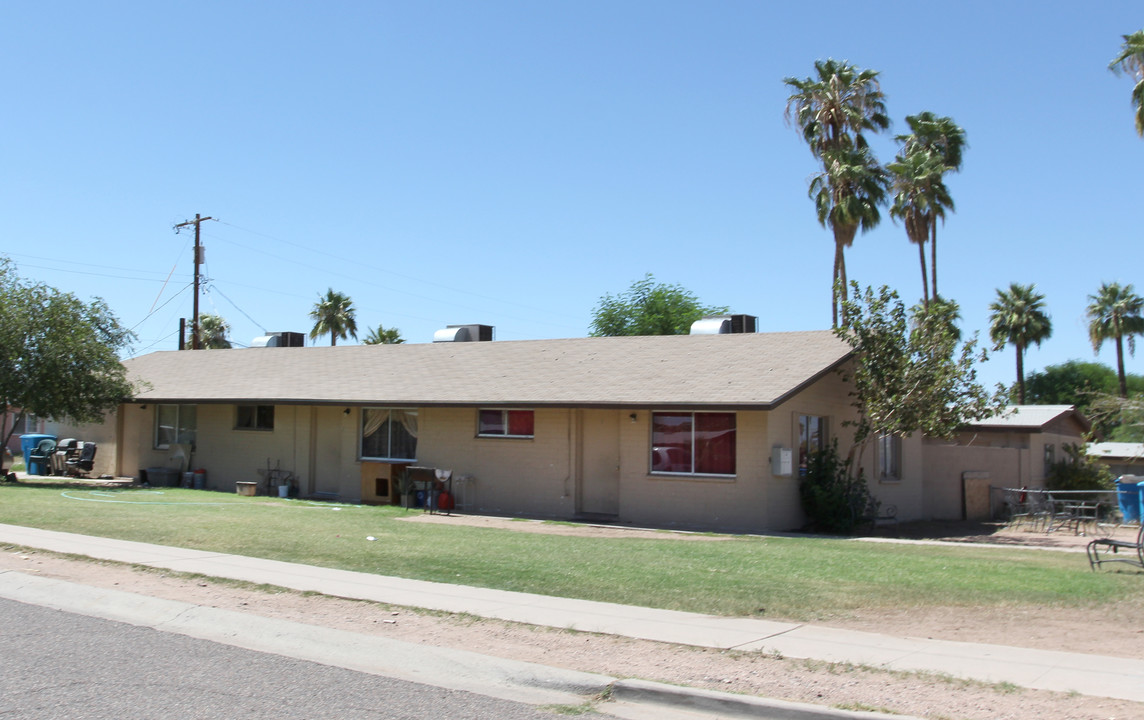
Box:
[310,406,343,496]
[579,410,620,516]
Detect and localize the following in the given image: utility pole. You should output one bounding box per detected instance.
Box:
[174,214,215,350]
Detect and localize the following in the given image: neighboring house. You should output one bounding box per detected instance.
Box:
[89,327,932,534]
[918,405,1091,521]
[1086,442,1144,479]
[2,409,42,454]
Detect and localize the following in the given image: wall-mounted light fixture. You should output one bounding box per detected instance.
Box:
[629,412,638,423]
[344,408,351,415]
[140,405,148,410]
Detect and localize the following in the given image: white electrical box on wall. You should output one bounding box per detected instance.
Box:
[772,446,792,477]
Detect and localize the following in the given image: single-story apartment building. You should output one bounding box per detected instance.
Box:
[50,324,1091,532]
[95,326,943,533]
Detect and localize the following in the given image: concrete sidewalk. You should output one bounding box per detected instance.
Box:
[2,522,1142,704]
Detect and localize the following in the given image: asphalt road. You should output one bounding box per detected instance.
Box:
[0,597,565,720]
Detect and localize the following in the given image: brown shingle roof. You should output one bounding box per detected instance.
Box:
[123,331,850,409]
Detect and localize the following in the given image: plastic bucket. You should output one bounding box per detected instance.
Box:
[278,484,289,498]
[1116,478,1142,523]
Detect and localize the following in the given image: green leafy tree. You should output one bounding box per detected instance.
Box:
[1023,360,1144,439]
[895,113,966,299]
[308,288,358,346]
[362,325,405,345]
[988,283,1052,404]
[1109,30,1144,136]
[784,59,890,326]
[1023,359,1118,406]
[197,314,232,349]
[911,295,962,342]
[589,274,727,337]
[837,284,1003,467]
[804,284,1001,533]
[1088,392,1144,442]
[1086,281,1144,398]
[0,259,136,466]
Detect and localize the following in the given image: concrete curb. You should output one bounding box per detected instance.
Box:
[611,679,922,720]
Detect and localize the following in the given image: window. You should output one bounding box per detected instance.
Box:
[360,408,418,461]
[797,414,827,476]
[478,409,535,438]
[878,433,901,480]
[651,412,736,476]
[155,404,196,449]
[235,405,274,431]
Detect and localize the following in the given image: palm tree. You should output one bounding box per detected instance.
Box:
[785,59,890,326]
[362,325,405,345]
[989,283,1052,404]
[887,148,952,306]
[308,288,358,346]
[197,314,231,349]
[1109,30,1144,136]
[1086,282,1144,398]
[808,146,889,323]
[896,112,966,299]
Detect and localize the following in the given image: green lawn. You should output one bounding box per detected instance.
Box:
[1,481,1140,621]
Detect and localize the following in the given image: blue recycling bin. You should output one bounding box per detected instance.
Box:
[1116,478,1142,523]
[19,434,56,476]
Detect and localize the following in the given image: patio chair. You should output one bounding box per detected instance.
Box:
[65,442,97,478]
[1023,490,1055,532]
[28,438,57,475]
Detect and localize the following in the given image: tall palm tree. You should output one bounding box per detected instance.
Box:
[1109,30,1144,136]
[887,148,952,306]
[1086,281,1144,398]
[362,325,405,345]
[785,59,890,326]
[197,314,231,349]
[309,288,358,346]
[808,146,889,322]
[989,283,1052,404]
[896,112,966,299]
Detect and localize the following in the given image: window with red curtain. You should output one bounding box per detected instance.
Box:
[478,409,534,437]
[695,412,735,475]
[651,411,735,476]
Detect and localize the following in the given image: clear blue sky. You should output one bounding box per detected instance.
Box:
[2,2,1141,392]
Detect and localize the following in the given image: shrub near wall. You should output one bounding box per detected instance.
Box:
[799,441,878,534]
[1046,443,1113,491]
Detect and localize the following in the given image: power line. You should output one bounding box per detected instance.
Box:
[213,220,583,322]
[4,251,191,281]
[206,284,266,334]
[129,283,193,332]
